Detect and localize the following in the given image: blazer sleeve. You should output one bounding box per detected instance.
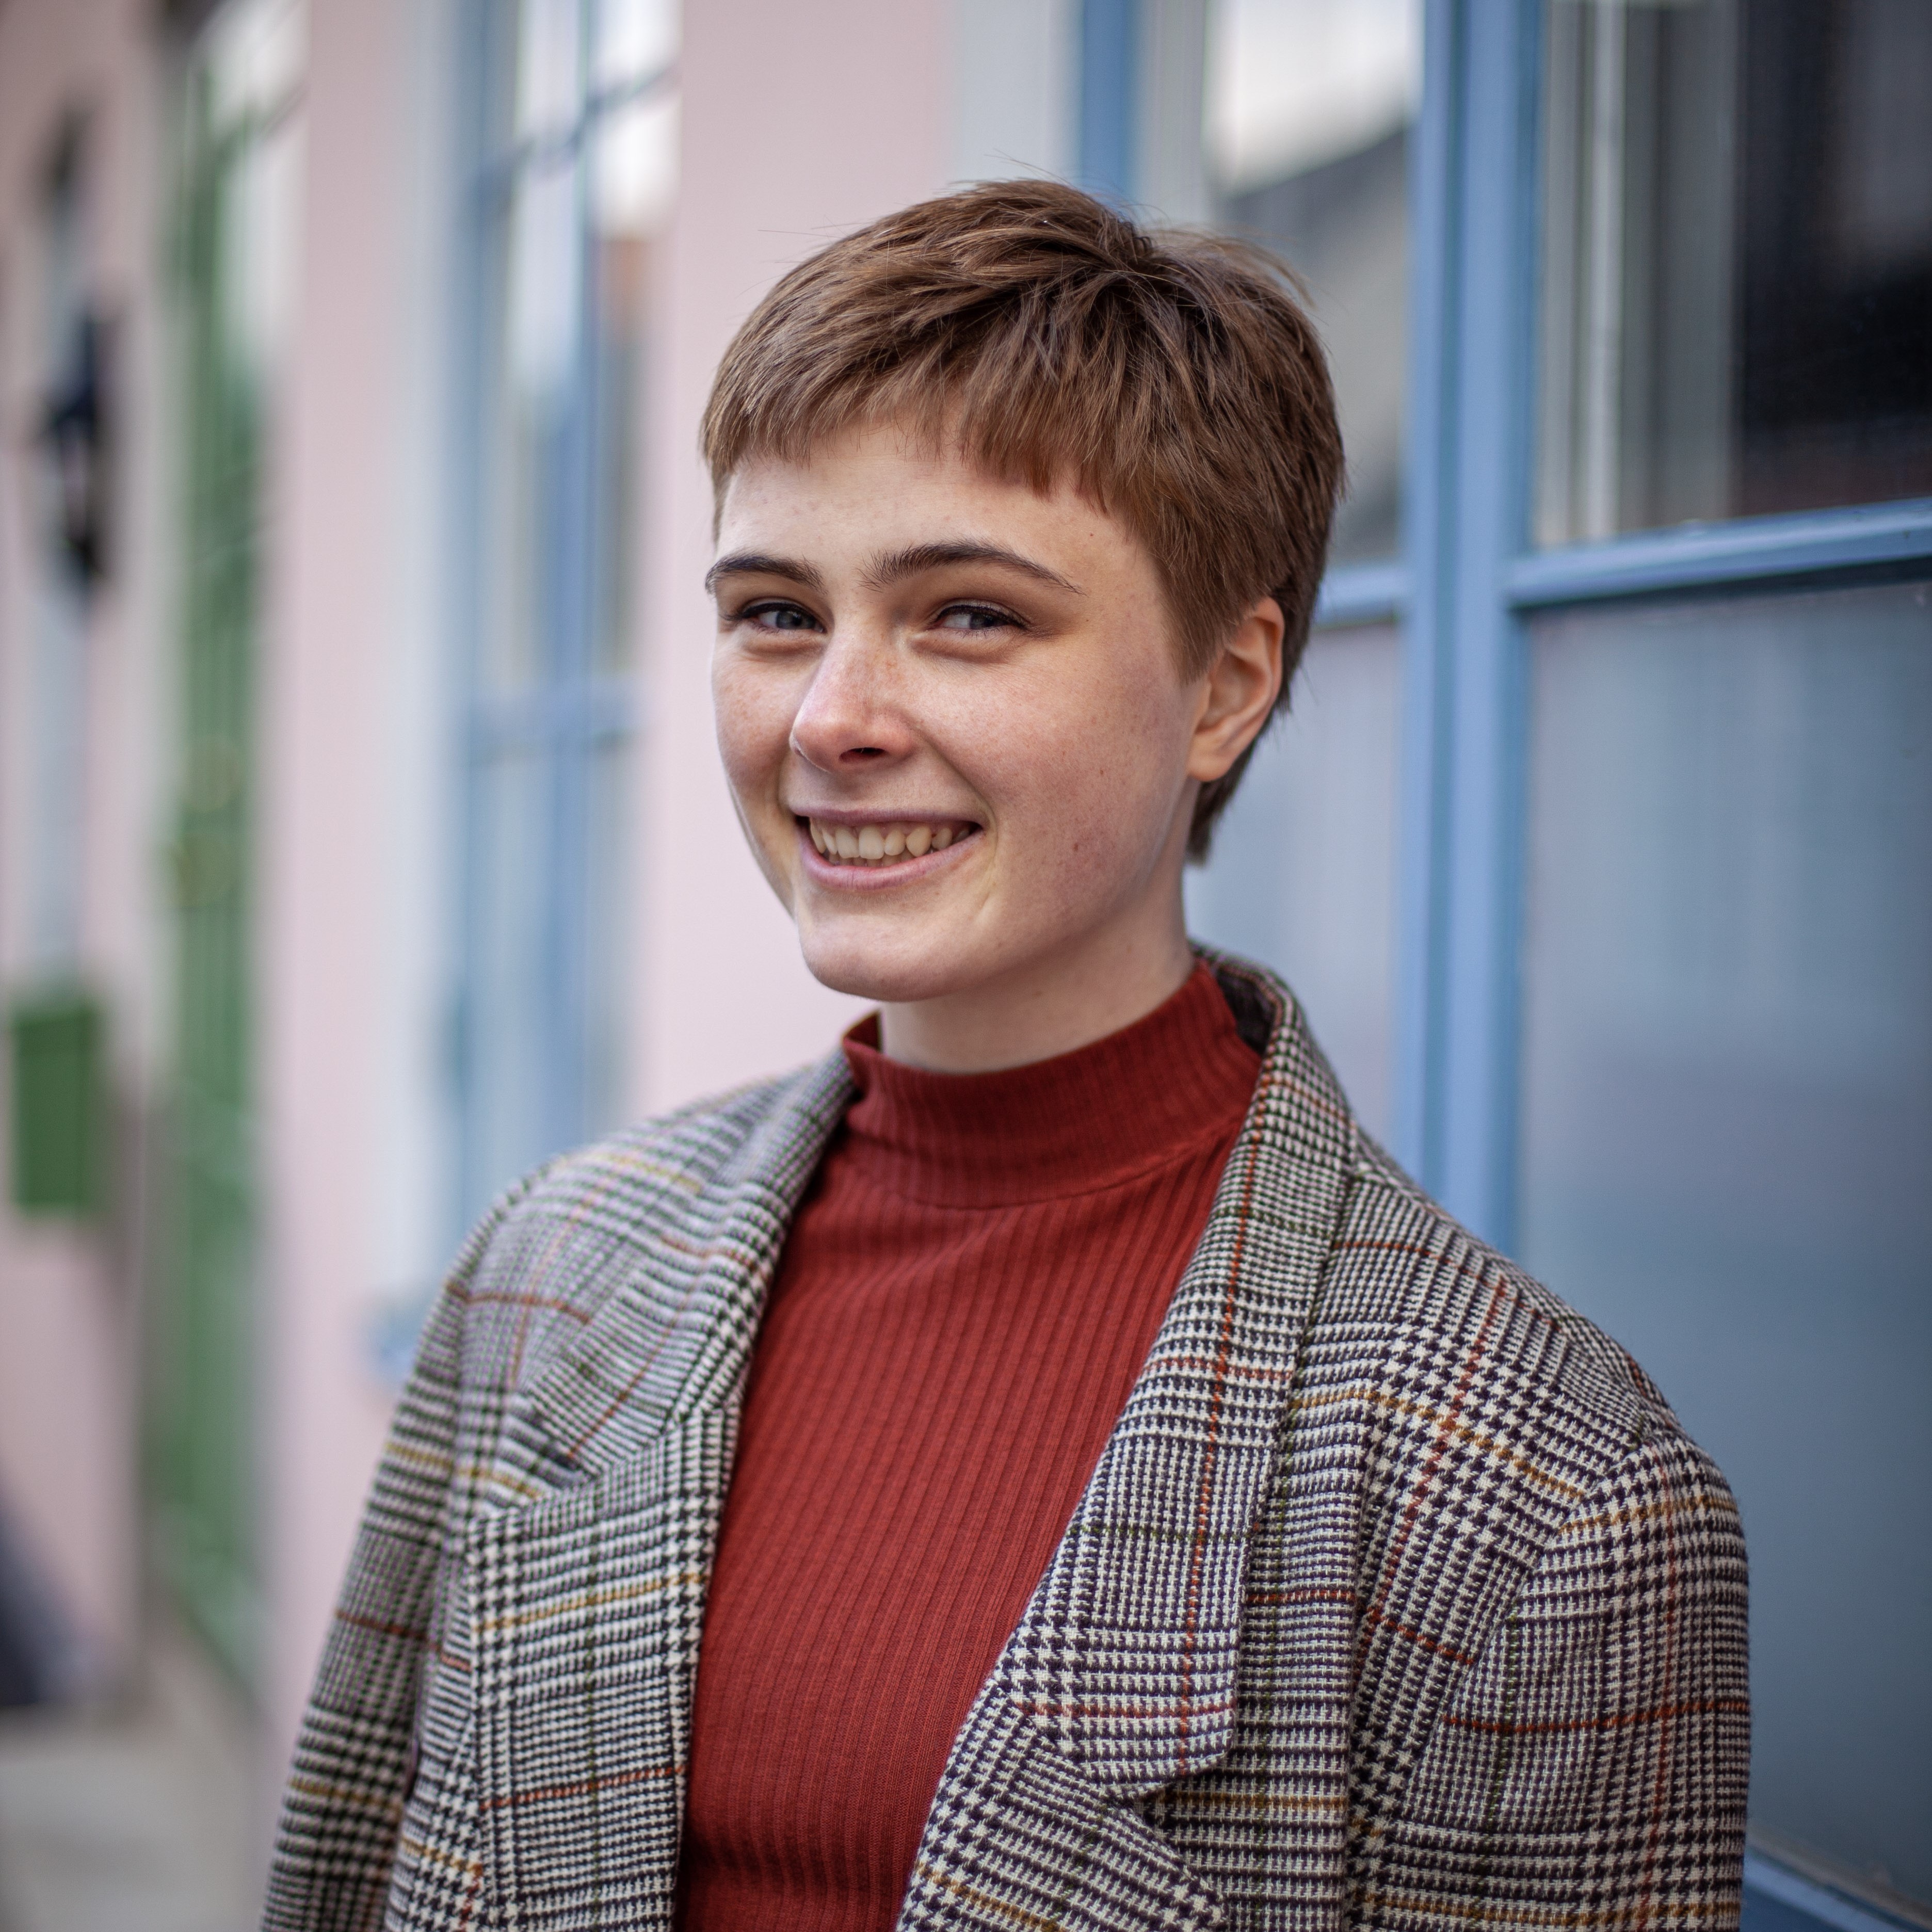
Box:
[1364,1421,1751,1929]
[260,1180,533,1932]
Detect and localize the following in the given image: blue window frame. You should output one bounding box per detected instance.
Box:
[1405,12,1930,1919]
[1093,0,1932,1917]
[1400,0,1932,1247]
[454,0,674,1227]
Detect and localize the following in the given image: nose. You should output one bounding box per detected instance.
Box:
[788,628,913,774]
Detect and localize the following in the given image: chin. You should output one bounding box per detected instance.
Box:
[795,923,986,1007]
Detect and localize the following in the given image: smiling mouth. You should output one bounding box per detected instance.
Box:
[799,817,980,867]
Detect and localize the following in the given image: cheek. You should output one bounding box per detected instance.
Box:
[711,657,793,802]
[975,670,1190,877]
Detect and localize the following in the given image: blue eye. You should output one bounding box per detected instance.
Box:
[748,602,818,631]
[936,604,1015,632]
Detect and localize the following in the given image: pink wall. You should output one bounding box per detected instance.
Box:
[635,0,951,1114]
[0,0,170,1688]
[259,0,415,1775]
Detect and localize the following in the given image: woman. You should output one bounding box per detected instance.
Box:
[265,181,1747,1932]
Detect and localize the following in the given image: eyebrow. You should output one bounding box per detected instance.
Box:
[704,551,826,595]
[863,541,1082,595]
[704,540,1083,600]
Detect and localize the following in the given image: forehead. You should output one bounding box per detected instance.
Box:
[714,423,1156,587]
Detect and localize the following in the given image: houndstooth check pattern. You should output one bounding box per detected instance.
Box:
[262,954,1748,1931]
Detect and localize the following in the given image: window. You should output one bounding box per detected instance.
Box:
[1088,0,1932,1913]
[457,0,674,1224]
[1186,624,1403,1137]
[1184,0,1418,1140]
[1206,0,1417,561]
[1517,579,1932,1895]
[1535,0,1932,543]
[1501,4,1932,1906]
[1404,0,1931,1911]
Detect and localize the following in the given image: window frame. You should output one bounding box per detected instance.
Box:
[1393,0,1932,1248]
[450,0,669,1228]
[1345,8,1932,1907]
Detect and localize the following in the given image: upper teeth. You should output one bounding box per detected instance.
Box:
[807,820,963,864]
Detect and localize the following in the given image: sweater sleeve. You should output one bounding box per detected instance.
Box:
[260,1178,534,1932]
[1363,1421,1751,1930]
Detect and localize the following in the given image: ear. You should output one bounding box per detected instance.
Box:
[1186,596,1285,783]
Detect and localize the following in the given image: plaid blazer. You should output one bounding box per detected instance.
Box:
[263,954,1748,1931]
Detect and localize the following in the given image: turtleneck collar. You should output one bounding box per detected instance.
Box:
[838,962,1261,1209]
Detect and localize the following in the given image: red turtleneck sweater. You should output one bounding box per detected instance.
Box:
[675,964,1261,1930]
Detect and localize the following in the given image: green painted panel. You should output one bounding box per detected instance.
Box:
[147,67,268,1687]
[6,989,107,1217]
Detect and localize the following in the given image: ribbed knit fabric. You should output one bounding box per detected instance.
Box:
[674,963,1262,1932]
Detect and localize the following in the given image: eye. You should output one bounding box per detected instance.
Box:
[933,603,1020,634]
[740,599,823,633]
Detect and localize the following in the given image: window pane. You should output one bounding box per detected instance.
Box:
[1518,579,1932,1897]
[514,0,582,140]
[1204,0,1418,562]
[584,734,633,1137]
[477,150,584,696]
[462,4,671,1218]
[589,93,672,674]
[1184,625,1400,1139]
[466,747,556,1205]
[593,0,675,91]
[1536,0,1932,546]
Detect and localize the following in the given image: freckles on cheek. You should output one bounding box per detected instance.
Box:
[713,675,788,802]
[1026,779,1137,884]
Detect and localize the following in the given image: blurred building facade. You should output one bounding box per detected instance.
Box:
[0,0,1926,1925]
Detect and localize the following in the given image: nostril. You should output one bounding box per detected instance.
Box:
[843,747,889,760]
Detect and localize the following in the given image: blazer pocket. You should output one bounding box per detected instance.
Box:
[467,1411,727,1932]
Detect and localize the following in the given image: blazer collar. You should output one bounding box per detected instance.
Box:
[525,1049,854,1472]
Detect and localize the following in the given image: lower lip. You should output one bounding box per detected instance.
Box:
[795,823,981,890]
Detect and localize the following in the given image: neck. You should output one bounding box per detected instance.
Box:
[876,895,1197,1073]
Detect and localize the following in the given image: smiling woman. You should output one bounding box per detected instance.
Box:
[707,428,1284,1071]
[266,182,1748,1932]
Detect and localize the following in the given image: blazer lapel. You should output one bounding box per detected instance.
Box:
[469,1409,731,1928]
[469,1052,853,1931]
[899,959,1358,1929]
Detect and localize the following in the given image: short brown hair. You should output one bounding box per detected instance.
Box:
[701,180,1344,857]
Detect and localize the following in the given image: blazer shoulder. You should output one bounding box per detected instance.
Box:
[1322,1128,1703,1505]
[437,1055,851,1405]
[1288,1133,1744,1828]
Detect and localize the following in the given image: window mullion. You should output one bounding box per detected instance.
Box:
[1393,0,1462,1189]
[1399,0,1541,1249]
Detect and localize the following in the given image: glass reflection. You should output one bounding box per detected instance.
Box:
[1204,0,1418,561]
[481,153,583,695]
[1537,0,1932,545]
[514,0,581,139]
[1518,578,1932,1893]
[590,96,671,672]
[468,747,555,1199]
[594,0,676,91]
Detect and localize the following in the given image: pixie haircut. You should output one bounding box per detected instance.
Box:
[702,179,1344,858]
